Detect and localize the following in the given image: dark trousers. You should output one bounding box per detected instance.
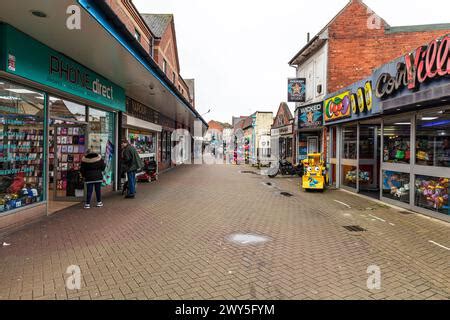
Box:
[127,171,136,195]
[86,182,102,204]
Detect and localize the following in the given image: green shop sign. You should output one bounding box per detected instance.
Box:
[0,23,125,112]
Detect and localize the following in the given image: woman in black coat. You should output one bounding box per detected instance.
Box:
[80,151,106,209]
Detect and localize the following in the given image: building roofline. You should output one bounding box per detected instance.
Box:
[385,23,450,34]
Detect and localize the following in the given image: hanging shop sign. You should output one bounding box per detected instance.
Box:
[298,103,323,128]
[324,91,351,122]
[0,23,125,112]
[288,78,306,102]
[375,34,450,99]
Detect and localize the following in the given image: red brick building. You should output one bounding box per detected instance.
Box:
[326,0,450,93]
[141,14,192,104]
[289,0,450,163]
[105,0,200,173]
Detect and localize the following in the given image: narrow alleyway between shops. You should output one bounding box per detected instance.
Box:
[0,164,449,300]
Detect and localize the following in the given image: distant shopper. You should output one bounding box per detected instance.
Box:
[121,139,144,199]
[80,150,106,209]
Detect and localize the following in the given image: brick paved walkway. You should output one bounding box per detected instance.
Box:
[0,164,449,300]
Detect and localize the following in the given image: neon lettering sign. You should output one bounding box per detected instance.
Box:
[376,34,450,99]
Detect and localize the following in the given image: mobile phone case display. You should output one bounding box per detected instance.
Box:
[415,176,449,215]
[382,171,410,204]
[50,127,85,196]
[0,123,44,213]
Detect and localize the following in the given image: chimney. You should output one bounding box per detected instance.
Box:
[307,32,310,42]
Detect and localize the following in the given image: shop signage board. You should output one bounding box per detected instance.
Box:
[373,33,450,111]
[324,91,351,122]
[288,78,306,102]
[0,24,125,112]
[375,34,450,100]
[271,125,293,136]
[298,103,323,128]
[324,78,378,124]
[126,97,159,124]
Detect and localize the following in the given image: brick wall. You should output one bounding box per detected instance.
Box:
[327,0,450,93]
[106,0,154,57]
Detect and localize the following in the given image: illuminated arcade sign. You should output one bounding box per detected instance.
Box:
[324,91,351,122]
[351,81,373,115]
[325,81,373,123]
[375,34,450,99]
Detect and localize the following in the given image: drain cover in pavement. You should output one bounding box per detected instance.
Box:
[226,233,270,245]
[343,225,367,232]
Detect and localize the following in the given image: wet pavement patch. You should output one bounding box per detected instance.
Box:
[280,192,293,197]
[226,233,271,245]
[266,182,272,186]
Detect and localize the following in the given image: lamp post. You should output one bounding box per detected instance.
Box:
[200,109,211,117]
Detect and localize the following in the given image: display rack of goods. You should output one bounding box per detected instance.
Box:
[415,177,449,214]
[51,126,86,193]
[0,124,44,213]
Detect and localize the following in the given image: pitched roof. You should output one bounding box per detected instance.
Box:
[242,114,255,129]
[272,103,293,128]
[141,14,173,38]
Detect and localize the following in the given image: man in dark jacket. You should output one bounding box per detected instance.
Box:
[121,139,144,198]
[80,151,106,209]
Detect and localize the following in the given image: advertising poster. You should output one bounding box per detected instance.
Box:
[299,103,323,128]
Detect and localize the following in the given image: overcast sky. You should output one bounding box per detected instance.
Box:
[133,0,450,124]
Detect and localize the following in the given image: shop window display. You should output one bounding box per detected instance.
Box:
[342,165,357,189]
[415,175,449,215]
[416,108,450,167]
[382,170,410,204]
[0,81,45,214]
[128,130,156,156]
[383,120,410,164]
[89,108,115,186]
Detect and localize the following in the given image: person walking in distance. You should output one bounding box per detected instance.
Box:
[80,150,106,209]
[121,139,144,199]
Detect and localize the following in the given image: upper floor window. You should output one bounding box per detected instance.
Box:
[149,38,154,58]
[134,28,141,43]
[163,59,167,74]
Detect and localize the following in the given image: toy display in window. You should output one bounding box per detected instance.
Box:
[384,138,410,163]
[345,170,370,183]
[382,171,410,202]
[415,176,449,214]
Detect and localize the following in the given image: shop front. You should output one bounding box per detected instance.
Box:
[373,34,450,222]
[325,33,450,222]
[122,97,161,176]
[271,124,293,163]
[0,23,125,229]
[324,78,381,198]
[296,102,323,162]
